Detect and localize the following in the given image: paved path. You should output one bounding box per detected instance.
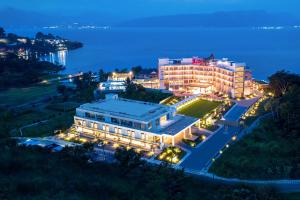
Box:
[184,169,300,193]
[180,101,250,171]
[180,125,239,170]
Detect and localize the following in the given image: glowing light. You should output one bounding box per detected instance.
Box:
[232,136,237,141]
[79,138,87,143]
[113,143,119,148]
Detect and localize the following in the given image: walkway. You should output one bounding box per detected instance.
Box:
[180,98,254,171]
[180,125,239,170]
[183,169,300,193]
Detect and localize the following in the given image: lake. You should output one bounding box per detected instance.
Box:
[9,27,300,80]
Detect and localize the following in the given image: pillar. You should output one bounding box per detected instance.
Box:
[172,136,175,146]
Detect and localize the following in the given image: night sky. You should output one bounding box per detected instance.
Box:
[1,0,300,18]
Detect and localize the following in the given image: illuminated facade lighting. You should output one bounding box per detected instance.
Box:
[158,57,253,97]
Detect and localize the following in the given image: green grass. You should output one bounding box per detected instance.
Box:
[209,118,300,179]
[20,111,75,137]
[177,99,222,118]
[46,102,80,112]
[0,84,58,106]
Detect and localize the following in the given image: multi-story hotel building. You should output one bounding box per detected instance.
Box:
[73,95,198,151]
[158,57,252,98]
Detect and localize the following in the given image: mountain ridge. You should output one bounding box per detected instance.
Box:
[117,11,300,28]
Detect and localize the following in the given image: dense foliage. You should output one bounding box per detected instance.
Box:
[120,78,172,103]
[210,71,300,179]
[266,71,300,138]
[0,139,284,200]
[209,119,300,179]
[0,53,63,88]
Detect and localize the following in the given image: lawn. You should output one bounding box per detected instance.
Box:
[209,118,300,180]
[177,99,222,118]
[0,84,58,106]
[20,111,75,137]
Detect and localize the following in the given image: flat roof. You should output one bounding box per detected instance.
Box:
[158,115,199,136]
[78,98,172,122]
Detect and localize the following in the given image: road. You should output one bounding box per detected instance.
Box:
[180,125,239,170]
[180,104,249,171]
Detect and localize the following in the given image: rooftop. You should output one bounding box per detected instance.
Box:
[78,98,172,122]
[159,57,246,72]
[158,115,199,136]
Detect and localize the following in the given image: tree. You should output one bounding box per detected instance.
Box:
[268,71,300,97]
[0,27,5,38]
[98,69,108,82]
[57,85,67,95]
[267,71,300,138]
[7,33,18,42]
[114,148,145,176]
[131,66,142,76]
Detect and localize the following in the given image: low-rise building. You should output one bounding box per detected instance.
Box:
[98,71,133,92]
[73,96,199,151]
[133,78,160,89]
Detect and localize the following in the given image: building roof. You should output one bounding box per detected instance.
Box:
[78,98,172,122]
[159,57,246,72]
[158,115,199,136]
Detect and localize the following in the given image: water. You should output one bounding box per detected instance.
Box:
[9,27,300,80]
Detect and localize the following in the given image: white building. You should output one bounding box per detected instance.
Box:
[73,96,199,151]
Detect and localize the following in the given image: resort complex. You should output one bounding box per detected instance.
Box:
[73,94,199,151]
[98,71,133,92]
[158,56,253,97]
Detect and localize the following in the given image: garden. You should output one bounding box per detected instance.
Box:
[156,146,186,164]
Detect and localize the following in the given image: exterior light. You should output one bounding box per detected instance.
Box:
[232,136,237,141]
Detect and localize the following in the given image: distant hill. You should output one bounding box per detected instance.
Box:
[118,11,300,28]
[0,8,118,28]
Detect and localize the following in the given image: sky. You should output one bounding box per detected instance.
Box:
[1,0,300,18]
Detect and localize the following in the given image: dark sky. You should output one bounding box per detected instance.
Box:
[1,0,300,18]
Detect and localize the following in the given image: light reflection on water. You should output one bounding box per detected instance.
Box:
[41,50,67,66]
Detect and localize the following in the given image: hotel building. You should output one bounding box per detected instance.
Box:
[158,57,253,98]
[73,95,199,151]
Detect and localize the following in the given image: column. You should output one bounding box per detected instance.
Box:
[172,136,175,146]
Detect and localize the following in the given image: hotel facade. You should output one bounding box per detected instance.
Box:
[73,95,198,151]
[158,57,253,98]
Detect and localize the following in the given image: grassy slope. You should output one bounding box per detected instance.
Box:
[177,99,221,118]
[0,84,57,106]
[209,118,300,179]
